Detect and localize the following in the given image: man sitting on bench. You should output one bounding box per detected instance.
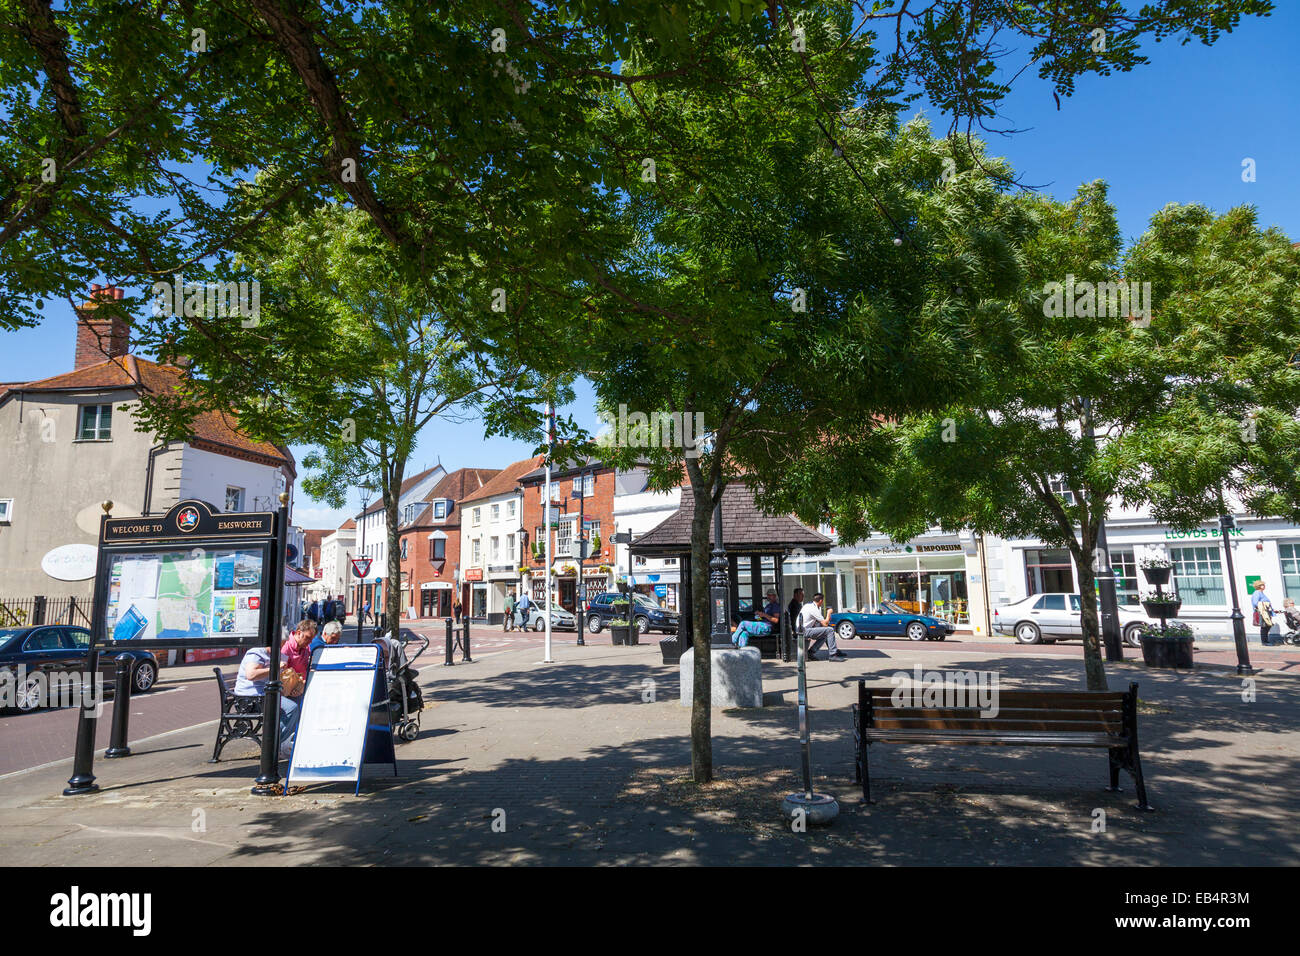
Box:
[800,592,846,662]
[730,589,781,647]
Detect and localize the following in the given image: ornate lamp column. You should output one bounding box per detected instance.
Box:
[709,484,730,647]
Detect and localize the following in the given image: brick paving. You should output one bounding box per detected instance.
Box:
[1,638,1297,866]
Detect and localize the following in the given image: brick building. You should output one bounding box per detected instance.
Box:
[456,455,544,622]
[397,467,498,619]
[519,457,618,613]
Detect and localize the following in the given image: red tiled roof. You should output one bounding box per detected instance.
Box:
[2,355,294,471]
[339,518,357,531]
[424,467,499,503]
[459,454,546,505]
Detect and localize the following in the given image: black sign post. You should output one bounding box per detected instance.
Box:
[63,496,287,797]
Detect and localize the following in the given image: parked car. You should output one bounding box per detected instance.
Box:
[0,625,158,713]
[585,592,680,635]
[993,593,1149,646]
[524,606,577,632]
[828,603,955,642]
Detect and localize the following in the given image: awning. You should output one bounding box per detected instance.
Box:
[284,565,315,585]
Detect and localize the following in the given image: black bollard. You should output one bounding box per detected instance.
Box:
[443,617,454,666]
[461,621,472,663]
[104,655,133,758]
[63,647,101,795]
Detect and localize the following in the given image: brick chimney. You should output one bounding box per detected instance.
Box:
[74,284,130,369]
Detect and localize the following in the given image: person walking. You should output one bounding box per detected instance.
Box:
[1252,580,1277,646]
[453,598,462,624]
[800,592,846,662]
[516,589,531,630]
[504,591,516,632]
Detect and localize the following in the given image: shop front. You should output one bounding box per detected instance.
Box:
[419,581,452,617]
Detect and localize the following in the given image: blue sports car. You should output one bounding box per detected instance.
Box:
[828,602,955,642]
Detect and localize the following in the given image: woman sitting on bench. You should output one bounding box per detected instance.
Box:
[234,645,301,759]
[730,590,782,647]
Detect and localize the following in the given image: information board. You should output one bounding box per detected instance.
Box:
[104,548,265,642]
[288,645,395,792]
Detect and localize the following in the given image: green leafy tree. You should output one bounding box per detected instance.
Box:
[586,9,1036,781]
[169,204,559,637]
[839,186,1300,690]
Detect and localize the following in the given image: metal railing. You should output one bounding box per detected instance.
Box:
[0,595,92,628]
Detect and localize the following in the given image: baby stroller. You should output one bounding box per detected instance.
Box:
[377,632,429,741]
[1283,605,1300,646]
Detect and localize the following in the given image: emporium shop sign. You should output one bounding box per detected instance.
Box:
[859,543,963,555]
[1163,527,1245,540]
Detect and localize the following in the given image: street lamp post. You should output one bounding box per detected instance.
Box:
[1081,397,1124,661]
[358,487,371,645]
[573,469,588,646]
[1219,512,1254,675]
[709,484,730,647]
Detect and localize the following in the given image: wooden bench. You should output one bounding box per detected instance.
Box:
[209,667,264,762]
[852,680,1151,809]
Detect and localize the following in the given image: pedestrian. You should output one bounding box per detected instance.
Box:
[787,588,804,630]
[800,592,846,662]
[731,589,781,647]
[1252,580,1277,646]
[453,598,462,624]
[504,590,516,632]
[516,589,531,630]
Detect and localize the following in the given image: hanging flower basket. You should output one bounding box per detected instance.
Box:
[1140,554,1173,586]
[1141,591,1182,618]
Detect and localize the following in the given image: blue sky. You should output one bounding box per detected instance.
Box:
[6,6,1296,529]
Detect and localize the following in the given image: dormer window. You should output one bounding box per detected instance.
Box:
[433,499,449,520]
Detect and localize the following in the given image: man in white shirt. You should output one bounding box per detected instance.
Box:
[800,592,846,662]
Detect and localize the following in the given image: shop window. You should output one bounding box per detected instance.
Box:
[1025,548,1074,595]
[1112,548,1140,605]
[1169,545,1225,606]
[1279,543,1300,599]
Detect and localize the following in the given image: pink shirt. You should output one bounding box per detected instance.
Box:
[281,638,311,679]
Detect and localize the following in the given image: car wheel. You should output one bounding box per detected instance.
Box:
[16,673,45,712]
[635,616,650,634]
[587,615,603,633]
[836,621,856,642]
[1015,622,1042,644]
[906,622,927,641]
[132,660,157,694]
[533,618,545,632]
[1123,625,1142,648]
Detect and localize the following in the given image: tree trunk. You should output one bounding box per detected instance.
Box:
[383,460,405,640]
[1072,531,1108,691]
[685,460,714,783]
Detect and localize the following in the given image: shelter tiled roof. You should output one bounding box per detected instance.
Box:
[631,483,832,556]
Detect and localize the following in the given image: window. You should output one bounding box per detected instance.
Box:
[400,539,408,560]
[1025,548,1074,595]
[1037,594,1067,611]
[225,486,244,512]
[557,518,574,556]
[571,474,595,497]
[1170,546,1225,606]
[506,533,515,560]
[491,503,500,522]
[490,536,500,561]
[0,498,11,522]
[472,539,481,565]
[433,499,448,520]
[1112,548,1140,606]
[1048,477,1076,505]
[429,537,446,561]
[507,500,516,520]
[1280,543,1300,599]
[77,404,112,440]
[473,507,481,526]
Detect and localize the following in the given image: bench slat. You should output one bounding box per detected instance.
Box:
[863,687,1124,704]
[870,706,1122,720]
[862,730,1121,747]
[870,718,1121,733]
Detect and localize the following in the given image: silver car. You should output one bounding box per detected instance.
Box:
[524,606,577,632]
[993,593,1150,646]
